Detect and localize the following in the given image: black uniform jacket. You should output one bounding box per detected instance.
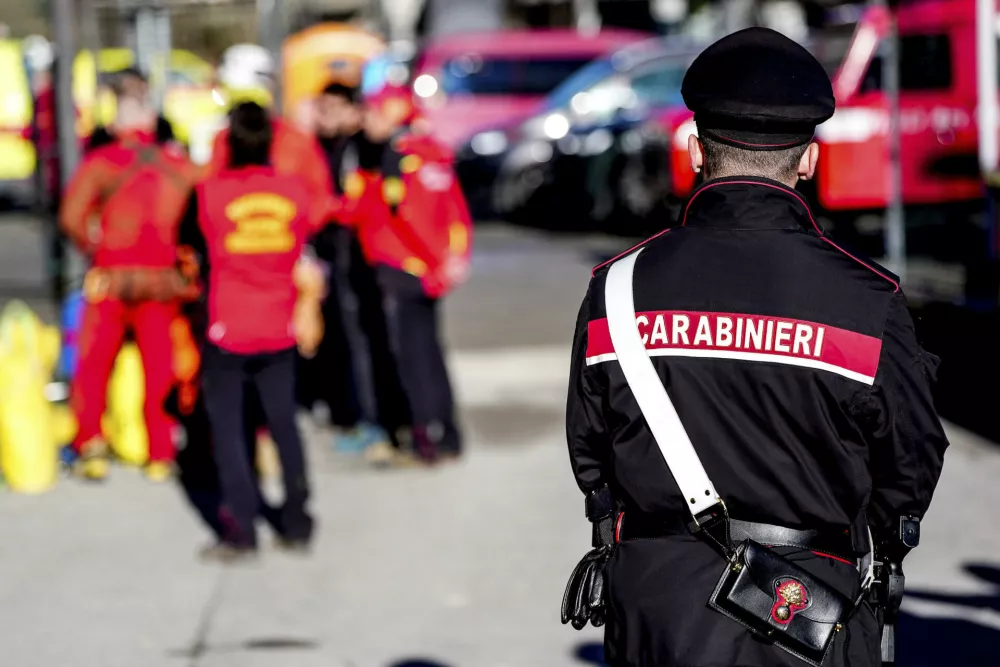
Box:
[566,177,949,667]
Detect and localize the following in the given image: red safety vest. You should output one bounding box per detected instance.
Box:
[341,133,473,298]
[197,166,323,354]
[60,131,197,268]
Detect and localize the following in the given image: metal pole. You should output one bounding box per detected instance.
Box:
[977,0,998,175]
[53,0,79,189]
[52,0,83,300]
[148,7,172,113]
[879,1,906,281]
[976,0,1000,296]
[257,0,285,115]
[574,0,602,33]
[81,0,102,56]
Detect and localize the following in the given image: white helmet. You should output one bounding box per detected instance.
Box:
[22,35,54,72]
[218,44,275,90]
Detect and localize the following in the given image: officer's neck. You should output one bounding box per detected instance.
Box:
[703,170,799,189]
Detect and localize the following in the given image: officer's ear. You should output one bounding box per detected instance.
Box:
[687,134,704,174]
[797,142,820,181]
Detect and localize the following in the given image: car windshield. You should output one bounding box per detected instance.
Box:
[628,59,688,108]
[542,58,618,111]
[438,55,595,96]
[543,52,691,118]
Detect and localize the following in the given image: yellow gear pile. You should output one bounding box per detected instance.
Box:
[0,301,73,493]
[101,343,148,466]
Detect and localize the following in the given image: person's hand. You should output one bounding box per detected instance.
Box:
[561,545,613,630]
[441,255,470,287]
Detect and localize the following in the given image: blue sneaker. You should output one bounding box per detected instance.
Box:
[333,422,390,455]
[59,444,79,474]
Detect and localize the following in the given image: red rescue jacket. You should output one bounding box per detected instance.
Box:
[341,133,473,298]
[60,130,198,268]
[197,166,326,354]
[209,117,334,201]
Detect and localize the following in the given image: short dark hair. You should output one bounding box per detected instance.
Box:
[321,82,359,104]
[699,133,808,182]
[228,102,272,168]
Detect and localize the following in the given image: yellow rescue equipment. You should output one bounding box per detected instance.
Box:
[0,301,62,493]
[293,256,327,358]
[102,343,148,466]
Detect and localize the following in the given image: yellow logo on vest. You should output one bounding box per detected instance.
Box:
[344,172,366,200]
[224,193,297,254]
[382,177,406,205]
[400,155,423,174]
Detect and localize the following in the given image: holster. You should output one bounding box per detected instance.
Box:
[708,539,850,667]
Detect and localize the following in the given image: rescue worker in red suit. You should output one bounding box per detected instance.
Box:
[341,84,473,464]
[206,106,332,199]
[185,102,331,559]
[59,77,200,482]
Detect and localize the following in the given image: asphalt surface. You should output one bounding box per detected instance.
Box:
[0,213,998,667]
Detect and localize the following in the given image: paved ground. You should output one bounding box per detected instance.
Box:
[0,214,998,666]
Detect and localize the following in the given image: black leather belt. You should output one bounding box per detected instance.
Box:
[616,512,856,563]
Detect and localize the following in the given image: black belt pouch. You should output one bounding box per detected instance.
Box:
[708,539,850,666]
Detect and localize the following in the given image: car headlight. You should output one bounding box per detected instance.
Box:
[413,74,439,98]
[542,113,570,141]
[470,130,509,156]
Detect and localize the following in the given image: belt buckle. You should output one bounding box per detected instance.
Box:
[688,499,728,534]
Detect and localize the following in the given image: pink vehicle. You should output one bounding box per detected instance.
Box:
[411,29,651,148]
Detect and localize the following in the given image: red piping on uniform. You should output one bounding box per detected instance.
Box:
[709,133,806,149]
[821,237,900,292]
[811,551,855,565]
[615,512,624,543]
[591,229,672,276]
[680,180,901,293]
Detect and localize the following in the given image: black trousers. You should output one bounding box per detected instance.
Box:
[171,383,281,540]
[297,226,359,425]
[377,265,460,455]
[201,344,312,545]
[603,538,880,667]
[299,227,410,435]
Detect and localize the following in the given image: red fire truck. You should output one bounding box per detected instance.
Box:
[663,0,989,219]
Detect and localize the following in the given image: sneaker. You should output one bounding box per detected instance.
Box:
[143,460,174,483]
[363,440,399,466]
[74,438,110,482]
[59,445,79,475]
[334,422,391,455]
[436,451,463,465]
[199,541,259,564]
[274,535,313,555]
[365,443,435,470]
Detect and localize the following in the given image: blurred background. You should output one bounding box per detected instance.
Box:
[1,0,1000,665]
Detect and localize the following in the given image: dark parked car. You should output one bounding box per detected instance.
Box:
[487,39,700,235]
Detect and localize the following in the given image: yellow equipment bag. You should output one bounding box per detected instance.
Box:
[0,301,60,493]
[292,257,326,358]
[102,343,148,466]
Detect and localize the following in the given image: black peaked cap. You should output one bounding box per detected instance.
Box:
[681,27,835,150]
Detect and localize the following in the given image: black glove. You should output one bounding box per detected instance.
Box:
[561,485,616,630]
[561,544,613,629]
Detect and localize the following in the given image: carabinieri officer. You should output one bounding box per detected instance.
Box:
[561,28,949,667]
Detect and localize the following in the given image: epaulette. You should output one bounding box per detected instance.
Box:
[591,228,672,277]
[819,235,900,293]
